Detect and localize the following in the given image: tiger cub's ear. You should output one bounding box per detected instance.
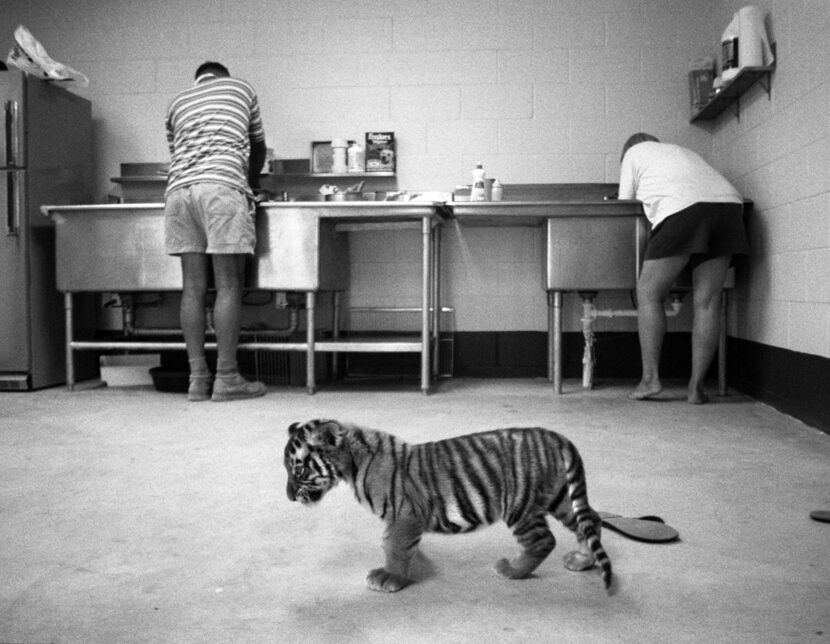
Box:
[288,422,304,436]
[306,419,345,449]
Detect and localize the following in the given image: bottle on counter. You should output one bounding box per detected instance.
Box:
[347,141,365,172]
[491,178,503,201]
[470,163,487,201]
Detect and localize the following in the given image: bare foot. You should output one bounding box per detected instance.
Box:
[687,388,709,404]
[629,380,663,400]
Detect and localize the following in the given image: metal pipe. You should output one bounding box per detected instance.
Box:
[421,214,431,394]
[306,291,316,394]
[69,340,311,352]
[550,291,563,393]
[331,291,341,378]
[64,292,75,390]
[583,296,684,320]
[121,296,301,337]
[581,296,595,390]
[578,294,685,390]
[431,224,442,379]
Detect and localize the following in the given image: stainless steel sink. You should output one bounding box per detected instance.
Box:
[43,204,349,292]
[546,212,646,291]
[448,183,646,290]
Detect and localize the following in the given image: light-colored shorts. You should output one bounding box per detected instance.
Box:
[164,183,256,255]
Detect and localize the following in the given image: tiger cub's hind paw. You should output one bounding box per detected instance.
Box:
[366,567,410,593]
[494,557,532,580]
[563,550,595,572]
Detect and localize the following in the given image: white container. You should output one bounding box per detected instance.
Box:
[347,142,364,172]
[720,5,774,82]
[470,163,487,201]
[99,354,159,387]
[331,138,348,174]
[491,178,503,201]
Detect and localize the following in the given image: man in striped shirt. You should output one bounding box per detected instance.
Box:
[164,61,267,402]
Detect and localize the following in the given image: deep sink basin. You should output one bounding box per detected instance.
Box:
[448,183,646,290]
[42,204,349,292]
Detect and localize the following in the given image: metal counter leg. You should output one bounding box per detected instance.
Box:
[64,292,75,390]
[331,291,341,380]
[421,216,431,395]
[306,291,316,395]
[431,224,441,379]
[548,291,563,394]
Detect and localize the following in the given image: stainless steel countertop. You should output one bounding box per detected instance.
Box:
[447,200,644,226]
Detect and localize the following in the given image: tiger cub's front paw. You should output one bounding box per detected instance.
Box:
[366,567,410,593]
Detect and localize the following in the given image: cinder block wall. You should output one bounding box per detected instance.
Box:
[7,0,827,364]
[709,0,830,360]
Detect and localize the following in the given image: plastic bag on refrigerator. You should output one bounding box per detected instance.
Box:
[6,25,89,86]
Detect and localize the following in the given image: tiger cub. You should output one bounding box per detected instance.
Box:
[284,419,613,594]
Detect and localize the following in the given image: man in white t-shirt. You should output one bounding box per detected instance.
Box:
[618,133,750,404]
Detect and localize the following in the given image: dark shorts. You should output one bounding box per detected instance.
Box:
[645,202,750,266]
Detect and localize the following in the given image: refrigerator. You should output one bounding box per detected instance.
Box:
[1,68,93,390]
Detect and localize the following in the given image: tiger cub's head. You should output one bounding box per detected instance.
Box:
[284,419,347,505]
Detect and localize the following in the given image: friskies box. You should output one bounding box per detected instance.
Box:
[365,132,395,173]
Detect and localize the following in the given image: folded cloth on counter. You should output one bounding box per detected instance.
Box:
[6,25,89,86]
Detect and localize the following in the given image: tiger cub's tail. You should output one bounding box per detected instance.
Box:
[577,512,613,593]
[564,445,614,594]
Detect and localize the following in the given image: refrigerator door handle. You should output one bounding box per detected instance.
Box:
[6,100,21,167]
[5,171,22,236]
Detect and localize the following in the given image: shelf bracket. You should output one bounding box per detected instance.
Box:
[732,70,772,122]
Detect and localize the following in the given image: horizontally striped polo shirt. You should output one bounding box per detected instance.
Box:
[165,73,265,198]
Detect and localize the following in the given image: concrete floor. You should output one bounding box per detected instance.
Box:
[1,378,828,643]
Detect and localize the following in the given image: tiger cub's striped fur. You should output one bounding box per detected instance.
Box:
[284,419,612,594]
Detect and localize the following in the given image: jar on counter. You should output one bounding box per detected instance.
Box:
[491,178,503,201]
[331,138,348,174]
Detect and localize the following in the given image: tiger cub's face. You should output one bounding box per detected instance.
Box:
[284,420,342,504]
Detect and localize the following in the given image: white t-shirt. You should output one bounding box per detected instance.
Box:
[618,142,742,227]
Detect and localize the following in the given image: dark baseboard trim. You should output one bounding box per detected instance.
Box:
[453,331,702,380]
[453,332,828,435]
[728,338,829,435]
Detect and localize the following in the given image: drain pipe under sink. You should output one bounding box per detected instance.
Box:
[120,294,302,338]
[579,291,684,390]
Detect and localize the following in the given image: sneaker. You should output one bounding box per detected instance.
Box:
[188,375,213,402]
[211,374,266,402]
